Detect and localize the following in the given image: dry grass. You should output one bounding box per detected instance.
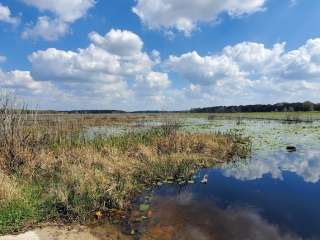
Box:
[0,95,251,234]
[11,129,249,219]
[0,170,20,203]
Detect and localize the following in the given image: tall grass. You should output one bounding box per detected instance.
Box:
[0,95,38,172]
[0,170,20,203]
[0,96,251,234]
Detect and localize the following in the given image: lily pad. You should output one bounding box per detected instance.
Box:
[139,204,150,212]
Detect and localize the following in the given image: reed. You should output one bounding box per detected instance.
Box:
[0,96,251,234]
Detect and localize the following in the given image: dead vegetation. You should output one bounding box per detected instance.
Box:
[0,95,251,234]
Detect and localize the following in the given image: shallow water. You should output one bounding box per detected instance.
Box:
[14,118,319,240]
[140,151,320,239]
[83,118,320,239]
[135,119,320,239]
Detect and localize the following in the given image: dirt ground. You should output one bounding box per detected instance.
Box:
[0,224,131,240]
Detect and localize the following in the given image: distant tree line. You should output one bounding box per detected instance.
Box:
[190,101,320,113]
[5,101,319,114]
[65,110,126,114]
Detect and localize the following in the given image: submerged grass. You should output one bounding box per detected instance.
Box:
[0,98,251,235]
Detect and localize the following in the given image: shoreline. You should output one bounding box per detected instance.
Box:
[0,117,251,236]
[0,224,130,240]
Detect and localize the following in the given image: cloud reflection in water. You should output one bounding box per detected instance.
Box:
[142,192,301,240]
[223,150,320,183]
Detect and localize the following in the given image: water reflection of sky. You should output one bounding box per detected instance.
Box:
[146,163,320,239]
[142,119,320,240]
[143,192,303,240]
[223,149,320,183]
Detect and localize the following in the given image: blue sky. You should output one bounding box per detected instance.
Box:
[0,0,320,110]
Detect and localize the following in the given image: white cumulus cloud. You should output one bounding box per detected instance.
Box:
[22,0,95,22]
[164,38,320,106]
[0,69,55,95]
[0,3,19,25]
[22,16,68,41]
[89,29,144,56]
[27,29,171,109]
[22,0,95,41]
[133,0,266,36]
[3,29,320,110]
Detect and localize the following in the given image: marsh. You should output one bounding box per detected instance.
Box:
[1,112,320,239]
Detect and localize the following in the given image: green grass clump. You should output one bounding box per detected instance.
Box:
[0,186,45,235]
[92,124,178,151]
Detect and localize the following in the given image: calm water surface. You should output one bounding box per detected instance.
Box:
[137,119,320,240]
